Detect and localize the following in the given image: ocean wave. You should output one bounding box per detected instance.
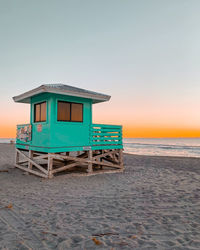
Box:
[123,138,200,157]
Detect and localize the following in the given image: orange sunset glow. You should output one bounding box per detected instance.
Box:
[123,127,200,138]
[2,123,200,139]
[1,96,200,139]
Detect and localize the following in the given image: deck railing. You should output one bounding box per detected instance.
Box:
[90,124,122,146]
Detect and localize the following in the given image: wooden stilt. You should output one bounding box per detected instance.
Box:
[28,150,33,170]
[119,149,123,169]
[99,150,103,169]
[15,149,19,167]
[48,153,53,178]
[87,150,93,173]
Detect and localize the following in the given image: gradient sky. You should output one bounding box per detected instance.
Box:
[1,0,200,138]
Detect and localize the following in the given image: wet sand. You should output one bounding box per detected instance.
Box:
[0,143,200,249]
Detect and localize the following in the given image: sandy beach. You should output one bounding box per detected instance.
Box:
[0,144,200,249]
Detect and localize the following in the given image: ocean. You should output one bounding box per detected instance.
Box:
[124,138,200,158]
[1,138,200,158]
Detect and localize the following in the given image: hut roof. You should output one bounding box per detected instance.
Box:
[13,84,111,104]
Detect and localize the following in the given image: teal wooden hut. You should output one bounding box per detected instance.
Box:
[13,84,123,178]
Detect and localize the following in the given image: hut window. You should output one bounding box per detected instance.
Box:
[57,101,83,122]
[57,101,70,121]
[71,103,83,122]
[34,102,46,122]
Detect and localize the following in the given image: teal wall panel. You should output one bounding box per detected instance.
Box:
[30,93,51,148]
[49,94,92,148]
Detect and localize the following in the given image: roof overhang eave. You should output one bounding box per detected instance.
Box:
[12,85,45,103]
[12,85,111,104]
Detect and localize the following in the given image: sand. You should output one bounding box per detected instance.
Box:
[0,143,200,249]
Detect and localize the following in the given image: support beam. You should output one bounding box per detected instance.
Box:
[15,164,48,178]
[119,149,123,169]
[102,156,118,165]
[93,149,119,160]
[87,150,93,173]
[48,153,53,178]
[52,162,79,174]
[16,148,48,175]
[94,159,121,169]
[99,150,103,169]
[18,154,48,164]
[15,149,19,167]
[28,150,33,170]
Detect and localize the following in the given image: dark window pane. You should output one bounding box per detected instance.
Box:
[57,101,70,121]
[71,103,83,122]
[35,104,40,122]
[34,102,47,122]
[40,102,46,121]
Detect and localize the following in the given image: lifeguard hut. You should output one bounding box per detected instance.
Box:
[13,84,123,178]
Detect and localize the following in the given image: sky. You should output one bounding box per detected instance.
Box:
[1,0,200,138]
